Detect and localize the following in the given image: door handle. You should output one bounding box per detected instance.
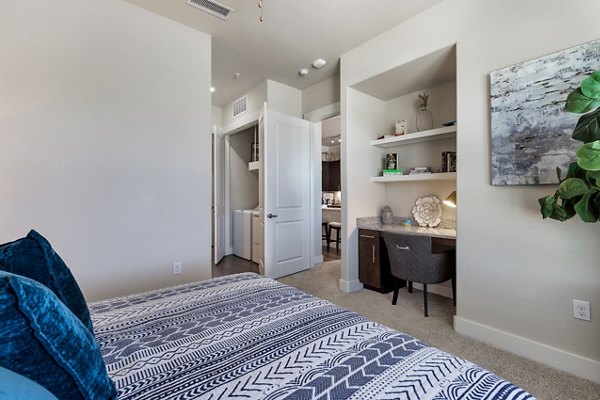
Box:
[372,245,375,263]
[267,213,278,219]
[396,245,410,250]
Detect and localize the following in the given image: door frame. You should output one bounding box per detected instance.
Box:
[303,102,341,266]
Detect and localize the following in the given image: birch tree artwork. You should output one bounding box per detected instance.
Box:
[490,40,600,185]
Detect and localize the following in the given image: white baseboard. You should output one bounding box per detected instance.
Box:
[313,255,324,266]
[339,279,363,293]
[454,316,600,384]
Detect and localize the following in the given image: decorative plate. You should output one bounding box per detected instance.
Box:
[411,196,442,227]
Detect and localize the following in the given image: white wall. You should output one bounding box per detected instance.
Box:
[303,75,341,115]
[341,88,386,291]
[341,0,600,383]
[229,127,259,212]
[0,0,212,301]
[212,106,223,128]
[222,81,267,129]
[267,80,302,118]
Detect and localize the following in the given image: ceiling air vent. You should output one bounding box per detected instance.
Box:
[232,96,247,118]
[186,0,234,21]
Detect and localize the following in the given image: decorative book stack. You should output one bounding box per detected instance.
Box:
[441,151,457,172]
[409,167,432,175]
[383,168,404,176]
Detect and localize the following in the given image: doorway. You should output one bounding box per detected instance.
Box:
[320,115,342,261]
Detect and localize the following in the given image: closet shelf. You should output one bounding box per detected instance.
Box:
[248,161,259,171]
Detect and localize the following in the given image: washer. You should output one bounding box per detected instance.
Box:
[233,209,253,260]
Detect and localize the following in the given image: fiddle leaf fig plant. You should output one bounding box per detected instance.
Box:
[539,69,600,223]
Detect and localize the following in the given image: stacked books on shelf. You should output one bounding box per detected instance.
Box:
[383,168,404,176]
[441,151,457,172]
[409,167,431,175]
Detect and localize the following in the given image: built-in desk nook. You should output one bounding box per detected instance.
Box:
[356,217,456,298]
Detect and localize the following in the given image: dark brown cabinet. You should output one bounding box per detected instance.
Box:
[322,160,340,191]
[358,229,395,293]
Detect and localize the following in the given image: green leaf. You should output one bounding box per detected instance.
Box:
[565,88,600,114]
[572,109,600,143]
[580,70,600,99]
[587,169,600,188]
[550,201,569,221]
[538,195,555,218]
[566,161,586,179]
[562,198,578,220]
[574,190,600,222]
[555,166,562,181]
[557,178,588,199]
[576,140,600,171]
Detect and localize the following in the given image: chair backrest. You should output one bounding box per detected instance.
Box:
[381,233,452,284]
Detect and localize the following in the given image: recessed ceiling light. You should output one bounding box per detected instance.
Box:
[210,86,215,93]
[234,73,241,79]
[312,58,327,69]
[299,68,309,76]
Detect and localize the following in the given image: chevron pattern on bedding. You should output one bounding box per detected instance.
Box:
[90,273,534,400]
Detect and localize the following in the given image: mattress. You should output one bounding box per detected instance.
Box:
[90,273,534,399]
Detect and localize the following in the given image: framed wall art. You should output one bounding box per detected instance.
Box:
[490,39,600,185]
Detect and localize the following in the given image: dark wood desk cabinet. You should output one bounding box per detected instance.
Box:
[358,229,395,293]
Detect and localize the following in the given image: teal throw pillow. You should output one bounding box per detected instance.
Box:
[0,366,58,400]
[0,230,94,332]
[0,271,117,400]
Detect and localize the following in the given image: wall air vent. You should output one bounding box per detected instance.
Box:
[186,0,234,21]
[232,96,247,118]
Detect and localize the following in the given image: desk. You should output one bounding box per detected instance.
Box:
[357,218,456,293]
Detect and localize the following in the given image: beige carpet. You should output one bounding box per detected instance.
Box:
[278,260,599,400]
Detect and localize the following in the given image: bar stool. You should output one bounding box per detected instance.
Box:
[322,222,329,245]
[327,222,341,252]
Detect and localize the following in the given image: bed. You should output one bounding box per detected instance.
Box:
[90,272,534,400]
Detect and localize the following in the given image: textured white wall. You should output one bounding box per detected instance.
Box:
[0,0,212,301]
[342,0,600,382]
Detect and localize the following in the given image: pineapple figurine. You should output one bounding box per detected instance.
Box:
[416,92,433,132]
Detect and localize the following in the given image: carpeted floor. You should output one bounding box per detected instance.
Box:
[278,260,599,400]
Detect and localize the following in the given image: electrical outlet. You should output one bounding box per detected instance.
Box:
[172,262,182,275]
[573,299,591,321]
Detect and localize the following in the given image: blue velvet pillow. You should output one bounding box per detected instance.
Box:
[0,230,93,332]
[0,271,117,400]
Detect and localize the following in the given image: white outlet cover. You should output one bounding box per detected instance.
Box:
[173,262,182,275]
[573,299,591,321]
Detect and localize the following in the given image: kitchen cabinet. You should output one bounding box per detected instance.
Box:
[322,160,340,191]
[358,229,396,293]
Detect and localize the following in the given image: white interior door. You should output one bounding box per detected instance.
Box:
[262,106,311,279]
[213,129,225,264]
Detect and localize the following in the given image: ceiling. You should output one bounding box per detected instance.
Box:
[124,0,442,106]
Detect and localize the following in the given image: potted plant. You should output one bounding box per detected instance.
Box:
[538,69,600,222]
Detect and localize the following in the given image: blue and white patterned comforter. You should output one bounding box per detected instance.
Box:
[90,273,534,399]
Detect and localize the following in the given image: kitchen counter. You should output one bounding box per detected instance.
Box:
[357,216,456,239]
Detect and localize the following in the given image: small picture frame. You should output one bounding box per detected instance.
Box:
[386,153,398,170]
[394,119,406,136]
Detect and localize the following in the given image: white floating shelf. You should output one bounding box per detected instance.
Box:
[248,161,259,171]
[370,125,457,148]
[372,172,456,183]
